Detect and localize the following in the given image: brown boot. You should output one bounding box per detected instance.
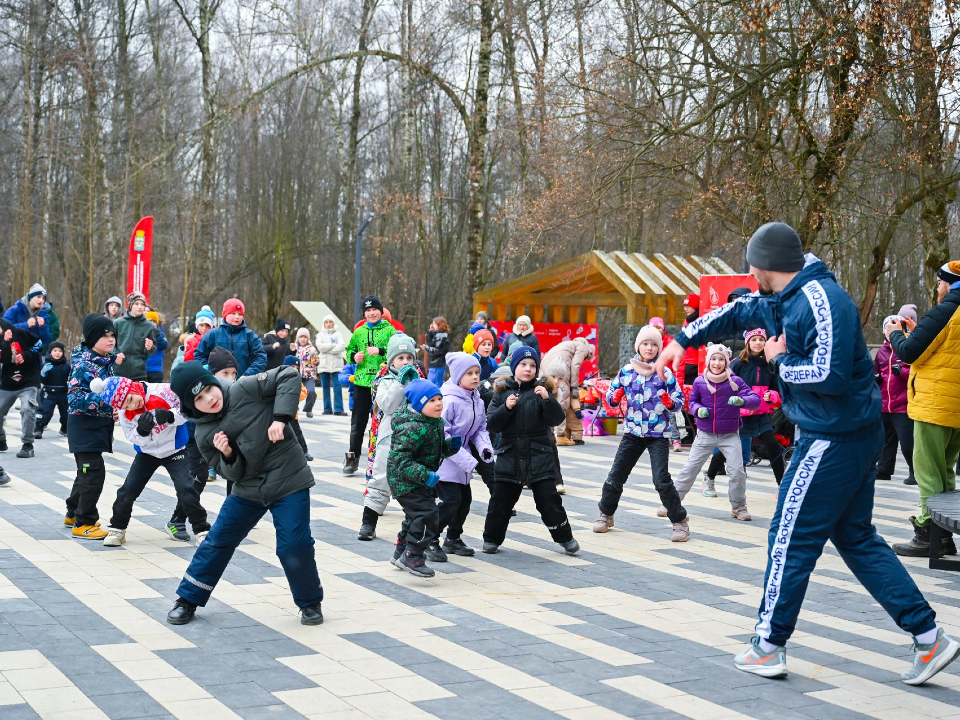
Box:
[555,436,576,447]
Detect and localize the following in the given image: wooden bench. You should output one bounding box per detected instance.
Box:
[927,491,960,571]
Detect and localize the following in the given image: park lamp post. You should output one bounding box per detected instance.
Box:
[354,214,375,323]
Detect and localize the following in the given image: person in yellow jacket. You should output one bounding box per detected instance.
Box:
[885,261,960,558]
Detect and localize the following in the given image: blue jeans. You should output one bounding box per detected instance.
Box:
[303,378,317,414]
[177,489,322,608]
[319,372,343,414]
[428,366,446,385]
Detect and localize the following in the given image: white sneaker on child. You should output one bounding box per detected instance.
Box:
[701,473,718,497]
[103,528,126,547]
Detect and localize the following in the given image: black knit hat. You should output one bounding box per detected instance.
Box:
[171,361,220,417]
[937,261,960,285]
[746,223,805,272]
[208,346,238,375]
[275,318,291,332]
[49,341,66,353]
[82,313,115,348]
[361,295,384,312]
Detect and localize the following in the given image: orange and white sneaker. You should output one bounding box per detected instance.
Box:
[72,524,108,540]
[902,628,960,685]
[734,637,787,678]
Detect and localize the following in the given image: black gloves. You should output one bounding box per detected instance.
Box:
[136,412,156,437]
[154,408,175,425]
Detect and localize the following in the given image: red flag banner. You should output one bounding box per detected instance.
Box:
[126,217,154,303]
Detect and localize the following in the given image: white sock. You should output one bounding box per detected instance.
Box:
[757,637,779,653]
[915,628,939,645]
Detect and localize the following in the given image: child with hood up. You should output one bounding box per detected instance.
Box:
[593,326,688,540]
[427,352,494,561]
[357,334,424,540]
[35,341,70,438]
[663,344,760,529]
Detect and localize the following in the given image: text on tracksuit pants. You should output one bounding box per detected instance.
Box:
[177,489,323,608]
[756,422,935,646]
[110,451,210,533]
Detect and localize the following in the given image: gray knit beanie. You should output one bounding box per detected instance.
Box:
[746,223,805,272]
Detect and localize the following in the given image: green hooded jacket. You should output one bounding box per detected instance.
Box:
[344,320,397,388]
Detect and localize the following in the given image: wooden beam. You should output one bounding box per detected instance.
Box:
[585,306,597,324]
[592,251,643,298]
[652,253,699,294]
[612,251,665,295]
[475,254,592,301]
[551,305,566,323]
[633,254,684,295]
[626,302,644,325]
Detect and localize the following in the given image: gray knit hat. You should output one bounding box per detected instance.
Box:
[746,223,805,272]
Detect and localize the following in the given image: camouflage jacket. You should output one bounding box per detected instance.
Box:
[387,403,455,497]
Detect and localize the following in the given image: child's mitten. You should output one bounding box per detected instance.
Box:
[658,391,674,410]
[697,407,710,418]
[728,396,746,407]
[426,471,440,488]
[448,435,463,453]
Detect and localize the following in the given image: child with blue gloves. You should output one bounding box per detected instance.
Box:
[387,379,460,578]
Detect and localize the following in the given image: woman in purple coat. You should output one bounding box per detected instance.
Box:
[875,306,916,485]
[426,352,494,562]
[669,344,760,522]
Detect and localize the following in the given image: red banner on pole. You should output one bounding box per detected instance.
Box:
[696,274,757,372]
[126,217,154,303]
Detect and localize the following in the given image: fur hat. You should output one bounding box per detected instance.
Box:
[635,325,663,354]
[387,333,417,365]
[222,298,245,317]
[90,376,143,410]
[510,346,540,375]
[404,379,442,413]
[207,347,238,375]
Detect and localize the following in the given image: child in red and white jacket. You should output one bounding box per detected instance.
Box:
[92,377,211,548]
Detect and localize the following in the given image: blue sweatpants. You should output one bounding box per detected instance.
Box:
[757,421,935,646]
[177,489,323,609]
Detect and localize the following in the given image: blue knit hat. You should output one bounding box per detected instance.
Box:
[195,306,215,326]
[404,379,442,414]
[283,355,299,366]
[510,346,540,375]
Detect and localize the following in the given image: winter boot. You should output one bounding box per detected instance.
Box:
[561,538,580,555]
[425,542,448,563]
[656,506,668,518]
[166,598,197,625]
[443,537,475,556]
[358,507,378,541]
[342,452,359,475]
[482,542,499,554]
[0,467,9,486]
[391,540,407,568]
[555,436,576,447]
[671,519,690,542]
[701,473,717,497]
[893,516,932,557]
[300,603,324,625]
[16,444,34,459]
[399,547,435,578]
[943,532,958,556]
[730,506,752,522]
[592,513,614,533]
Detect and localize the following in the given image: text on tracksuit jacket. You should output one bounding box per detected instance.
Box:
[677,255,881,438]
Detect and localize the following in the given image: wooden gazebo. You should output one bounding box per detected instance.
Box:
[474,251,736,325]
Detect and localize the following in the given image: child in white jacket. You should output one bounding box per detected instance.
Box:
[92,377,210,547]
[357,334,424,540]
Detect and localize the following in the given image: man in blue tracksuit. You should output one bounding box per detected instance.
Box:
[657,222,959,686]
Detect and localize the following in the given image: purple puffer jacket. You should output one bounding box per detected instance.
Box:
[438,353,493,484]
[874,342,909,414]
[688,374,760,435]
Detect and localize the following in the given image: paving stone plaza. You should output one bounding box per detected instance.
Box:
[1,412,959,720]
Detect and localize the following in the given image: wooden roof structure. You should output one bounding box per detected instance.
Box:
[474,251,737,325]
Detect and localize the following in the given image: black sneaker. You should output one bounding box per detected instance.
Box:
[399,550,435,578]
[33,429,43,440]
[304,453,314,462]
[391,542,407,567]
[443,537,475,557]
[876,473,893,481]
[561,538,580,555]
[16,444,34,459]
[59,428,68,436]
[342,452,358,475]
[0,439,8,452]
[300,603,324,625]
[482,542,499,554]
[358,523,377,541]
[425,542,448,563]
[0,467,9,486]
[166,598,197,625]
[904,475,918,486]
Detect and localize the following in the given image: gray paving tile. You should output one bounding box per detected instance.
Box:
[91,691,169,719]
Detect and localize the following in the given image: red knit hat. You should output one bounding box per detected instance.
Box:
[474,329,495,347]
[223,298,245,317]
[683,293,700,310]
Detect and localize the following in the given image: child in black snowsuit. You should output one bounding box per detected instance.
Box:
[387,379,459,578]
[482,347,580,556]
[35,341,69,438]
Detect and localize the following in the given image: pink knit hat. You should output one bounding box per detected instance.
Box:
[743,328,767,342]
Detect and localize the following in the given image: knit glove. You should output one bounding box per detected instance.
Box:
[448,435,463,453]
[728,396,746,407]
[426,471,440,488]
[398,365,419,385]
[136,412,156,437]
[154,408,175,425]
[658,391,674,410]
[697,407,710,419]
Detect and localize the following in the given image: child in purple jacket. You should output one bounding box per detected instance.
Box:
[593,326,688,541]
[428,353,494,561]
[668,344,760,526]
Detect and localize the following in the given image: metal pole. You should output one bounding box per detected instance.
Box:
[354,214,374,322]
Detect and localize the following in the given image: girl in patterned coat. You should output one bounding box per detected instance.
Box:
[592,326,688,541]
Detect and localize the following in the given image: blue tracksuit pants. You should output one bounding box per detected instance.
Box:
[757,420,935,646]
[177,489,322,609]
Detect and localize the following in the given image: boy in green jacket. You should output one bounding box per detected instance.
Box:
[387,379,460,578]
[343,295,397,475]
[166,362,323,626]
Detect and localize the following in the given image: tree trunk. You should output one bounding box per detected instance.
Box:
[466,0,493,300]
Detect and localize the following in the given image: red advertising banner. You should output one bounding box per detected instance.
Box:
[490,321,599,382]
[126,217,154,303]
[696,274,757,371]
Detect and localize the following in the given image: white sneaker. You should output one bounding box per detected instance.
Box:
[195,531,208,545]
[103,528,126,547]
[701,473,718,497]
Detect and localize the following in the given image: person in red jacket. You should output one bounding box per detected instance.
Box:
[874,305,916,485]
[677,294,700,387]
